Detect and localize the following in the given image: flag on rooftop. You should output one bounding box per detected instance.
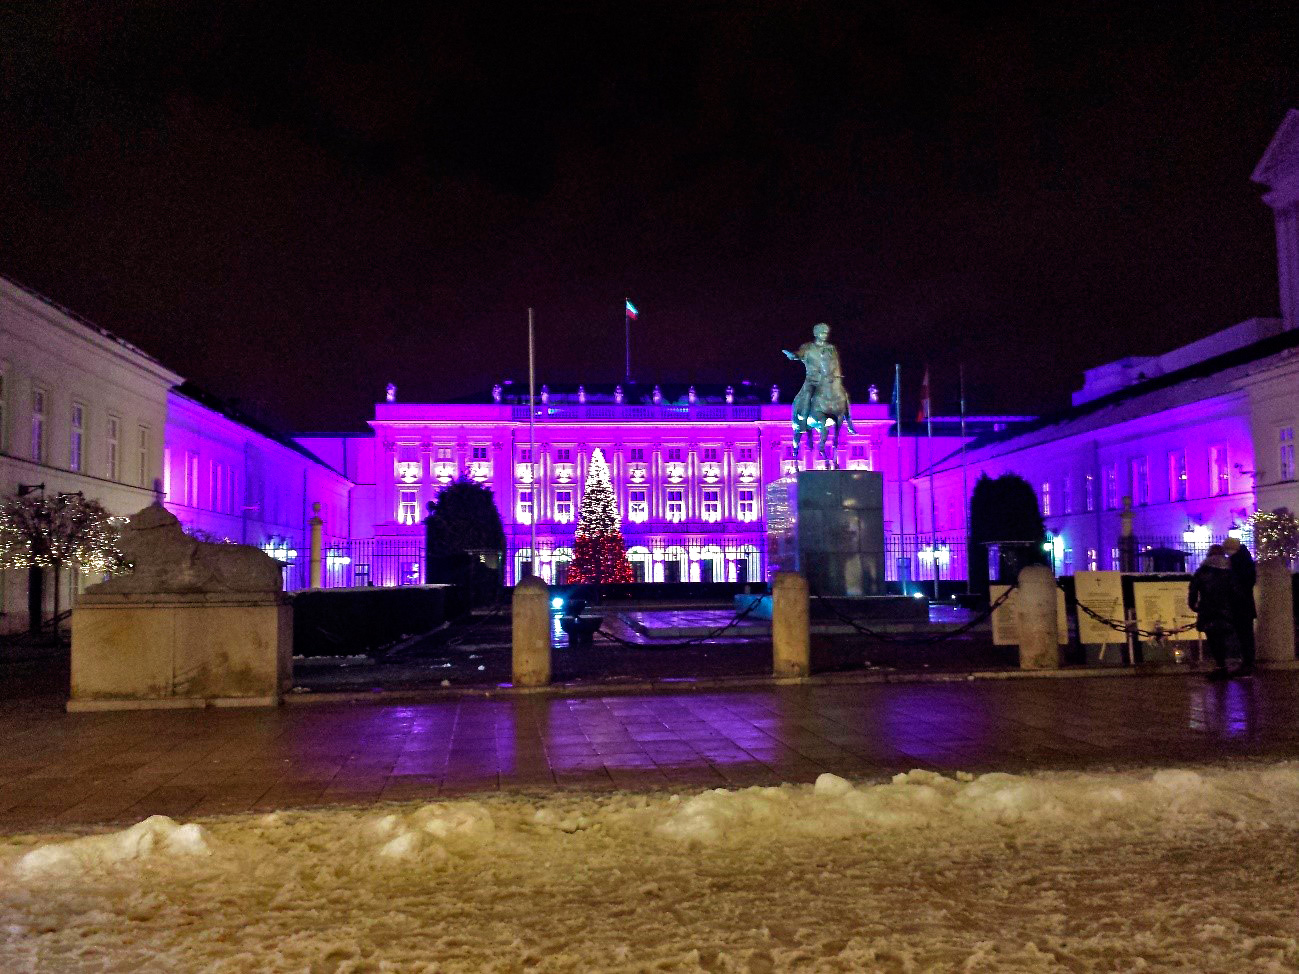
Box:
[917,366,931,422]
[625,299,639,320]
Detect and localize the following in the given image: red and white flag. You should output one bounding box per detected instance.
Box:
[917,367,931,422]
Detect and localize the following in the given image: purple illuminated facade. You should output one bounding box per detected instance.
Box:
[298,384,1024,586]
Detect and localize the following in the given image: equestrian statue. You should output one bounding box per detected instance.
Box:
[782,322,856,469]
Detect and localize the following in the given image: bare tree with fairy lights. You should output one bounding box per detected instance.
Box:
[0,492,128,638]
[568,448,634,585]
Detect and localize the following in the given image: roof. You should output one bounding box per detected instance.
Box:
[471,380,777,406]
[928,323,1299,474]
[173,382,348,479]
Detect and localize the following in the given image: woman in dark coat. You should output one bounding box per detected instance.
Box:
[1187,545,1240,681]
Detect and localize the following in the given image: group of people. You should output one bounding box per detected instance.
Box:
[1187,537,1257,680]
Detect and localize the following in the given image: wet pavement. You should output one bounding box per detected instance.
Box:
[1,670,1297,832]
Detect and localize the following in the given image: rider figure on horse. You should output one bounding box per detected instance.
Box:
[782,322,856,467]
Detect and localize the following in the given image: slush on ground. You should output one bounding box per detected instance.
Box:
[2,762,1297,972]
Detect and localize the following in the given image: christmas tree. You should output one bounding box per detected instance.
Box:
[568,448,634,584]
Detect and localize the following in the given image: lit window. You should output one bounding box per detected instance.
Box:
[69,401,85,473]
[1085,473,1095,512]
[517,488,533,524]
[31,388,46,462]
[1209,444,1229,497]
[1128,457,1148,506]
[555,489,574,521]
[628,488,648,523]
[667,447,682,462]
[556,448,571,462]
[1086,548,1098,571]
[703,447,719,462]
[1103,465,1118,510]
[666,487,685,521]
[1040,481,1051,516]
[629,447,645,461]
[472,446,488,460]
[107,415,120,480]
[738,488,757,521]
[437,447,452,460]
[397,489,419,525]
[185,451,199,507]
[702,487,720,521]
[1167,450,1187,501]
[1280,427,1295,482]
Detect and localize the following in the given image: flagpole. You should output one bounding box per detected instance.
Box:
[960,363,970,595]
[927,368,938,600]
[894,364,904,595]
[624,297,631,383]
[528,308,537,578]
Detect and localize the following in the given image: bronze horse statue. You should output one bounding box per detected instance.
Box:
[783,323,857,469]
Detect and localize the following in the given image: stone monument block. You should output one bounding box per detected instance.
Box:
[768,470,885,597]
[69,504,291,711]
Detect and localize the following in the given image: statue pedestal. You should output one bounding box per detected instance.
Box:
[768,470,886,597]
[69,592,292,711]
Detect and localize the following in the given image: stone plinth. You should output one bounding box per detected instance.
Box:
[769,470,885,597]
[70,592,291,711]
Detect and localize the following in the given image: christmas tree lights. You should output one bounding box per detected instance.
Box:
[0,492,127,576]
[1248,508,1299,561]
[568,449,634,584]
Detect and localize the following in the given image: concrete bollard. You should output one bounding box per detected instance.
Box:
[1256,558,1295,664]
[1016,564,1059,670]
[512,576,551,687]
[308,502,324,590]
[772,571,810,678]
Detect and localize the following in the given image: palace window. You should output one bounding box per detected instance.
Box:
[666,447,682,462]
[850,445,866,460]
[629,447,644,461]
[1040,481,1051,516]
[69,401,85,473]
[517,488,533,524]
[702,447,719,462]
[397,489,419,525]
[107,415,120,480]
[437,447,452,460]
[137,426,150,487]
[555,489,574,522]
[1062,474,1072,514]
[738,447,754,462]
[1128,456,1149,506]
[471,445,488,460]
[702,487,721,521]
[738,488,757,521]
[1102,465,1118,510]
[519,447,532,462]
[1280,427,1295,482]
[666,487,685,521]
[1167,450,1188,501]
[1085,473,1095,512]
[1209,444,1229,496]
[628,488,648,523]
[185,451,200,507]
[556,448,571,462]
[31,387,46,462]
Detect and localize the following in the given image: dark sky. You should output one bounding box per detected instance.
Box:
[3,2,1298,432]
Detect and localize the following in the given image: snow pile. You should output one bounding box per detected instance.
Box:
[656,766,1293,845]
[2,764,1298,972]
[14,815,210,878]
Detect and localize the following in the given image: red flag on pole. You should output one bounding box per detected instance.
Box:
[917,366,930,422]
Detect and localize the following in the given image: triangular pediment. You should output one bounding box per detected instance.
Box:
[1252,109,1299,187]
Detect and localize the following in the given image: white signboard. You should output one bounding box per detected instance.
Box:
[1133,580,1199,642]
[990,584,1068,646]
[1073,571,1126,644]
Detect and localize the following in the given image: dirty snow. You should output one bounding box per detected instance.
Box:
[2,764,1298,972]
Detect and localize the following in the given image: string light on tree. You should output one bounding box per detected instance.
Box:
[568,448,634,585]
[1249,508,1299,561]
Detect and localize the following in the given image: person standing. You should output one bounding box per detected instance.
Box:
[1222,537,1257,677]
[1188,545,1240,681]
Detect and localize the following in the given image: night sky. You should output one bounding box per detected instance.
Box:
[3,2,1298,432]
